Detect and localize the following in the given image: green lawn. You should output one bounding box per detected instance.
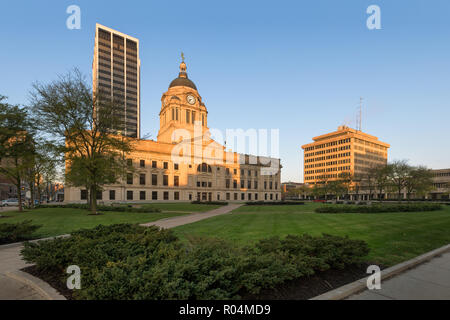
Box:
[173,203,450,266]
[0,208,188,239]
[140,203,222,213]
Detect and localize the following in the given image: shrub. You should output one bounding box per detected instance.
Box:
[245,201,305,206]
[190,201,228,205]
[0,220,41,244]
[35,204,161,213]
[315,203,442,214]
[22,224,369,300]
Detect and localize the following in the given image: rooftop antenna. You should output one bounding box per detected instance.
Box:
[356,97,363,131]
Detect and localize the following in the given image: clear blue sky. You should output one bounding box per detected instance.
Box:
[1,0,449,182]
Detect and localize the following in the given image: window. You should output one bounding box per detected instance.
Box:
[174,163,179,170]
[276,194,279,200]
[270,181,273,189]
[152,174,158,186]
[248,170,251,176]
[80,190,87,200]
[140,160,145,168]
[163,175,168,186]
[255,193,258,200]
[186,110,190,123]
[247,180,251,189]
[240,180,244,188]
[152,191,158,200]
[241,169,244,176]
[152,161,157,168]
[140,191,146,200]
[189,194,192,200]
[127,191,133,200]
[208,182,212,188]
[275,182,278,190]
[217,194,220,201]
[226,168,230,175]
[264,181,267,189]
[241,193,245,200]
[234,193,238,200]
[174,176,179,187]
[226,179,230,188]
[270,194,273,200]
[248,193,252,200]
[226,193,230,200]
[163,191,169,200]
[233,180,237,189]
[254,181,258,189]
[109,190,115,200]
[265,193,268,200]
[174,192,180,200]
[139,174,145,185]
[234,169,237,175]
[197,181,201,187]
[192,111,195,123]
[127,173,133,185]
[163,162,168,169]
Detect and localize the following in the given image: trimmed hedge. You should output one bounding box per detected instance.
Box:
[245,201,305,206]
[190,201,228,205]
[36,204,161,213]
[315,203,442,214]
[22,224,369,300]
[0,220,41,245]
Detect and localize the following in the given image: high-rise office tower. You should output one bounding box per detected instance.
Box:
[93,23,140,138]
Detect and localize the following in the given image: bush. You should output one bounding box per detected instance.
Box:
[0,220,41,245]
[190,201,228,205]
[35,204,161,213]
[245,201,305,206]
[315,203,442,214]
[22,224,369,300]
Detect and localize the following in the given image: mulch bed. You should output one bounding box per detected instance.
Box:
[23,263,378,300]
[245,263,377,300]
[22,265,74,300]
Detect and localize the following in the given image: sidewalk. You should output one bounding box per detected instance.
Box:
[349,251,450,300]
[141,203,243,229]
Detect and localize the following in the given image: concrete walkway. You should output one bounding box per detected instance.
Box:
[349,251,450,300]
[0,244,46,300]
[141,203,243,229]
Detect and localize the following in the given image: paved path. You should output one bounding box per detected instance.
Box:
[141,203,243,229]
[349,251,450,300]
[0,244,47,300]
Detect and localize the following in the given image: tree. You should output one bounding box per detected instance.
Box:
[0,96,36,212]
[388,160,411,201]
[29,69,134,214]
[405,166,434,200]
[374,164,391,202]
[363,165,378,200]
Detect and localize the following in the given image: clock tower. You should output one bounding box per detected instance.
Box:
[157,59,209,143]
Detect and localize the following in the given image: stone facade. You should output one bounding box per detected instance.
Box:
[65,61,281,203]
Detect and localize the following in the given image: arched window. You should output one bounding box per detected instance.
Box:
[197,163,212,173]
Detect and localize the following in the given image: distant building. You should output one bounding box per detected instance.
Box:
[429,168,450,200]
[281,182,306,200]
[301,126,390,185]
[93,24,140,138]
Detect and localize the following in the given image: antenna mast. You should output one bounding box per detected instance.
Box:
[357,97,363,131]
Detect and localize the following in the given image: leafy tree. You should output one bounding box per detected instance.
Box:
[0,96,36,211]
[374,164,391,202]
[405,166,434,200]
[29,69,134,214]
[388,160,411,201]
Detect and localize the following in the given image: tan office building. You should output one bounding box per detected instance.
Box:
[93,24,140,138]
[65,56,281,203]
[301,126,390,185]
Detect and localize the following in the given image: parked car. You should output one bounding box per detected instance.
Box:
[1,199,19,206]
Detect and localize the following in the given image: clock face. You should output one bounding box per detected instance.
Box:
[187,95,196,105]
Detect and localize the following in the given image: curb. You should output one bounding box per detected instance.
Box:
[5,270,66,300]
[310,243,450,300]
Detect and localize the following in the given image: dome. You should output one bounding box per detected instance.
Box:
[169,77,197,90]
[168,59,198,90]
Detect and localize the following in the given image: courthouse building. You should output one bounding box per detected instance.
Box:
[65,25,281,203]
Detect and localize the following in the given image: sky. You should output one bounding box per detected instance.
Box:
[1,0,449,182]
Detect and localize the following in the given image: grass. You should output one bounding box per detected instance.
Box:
[140,203,222,213]
[0,208,189,239]
[173,203,450,266]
